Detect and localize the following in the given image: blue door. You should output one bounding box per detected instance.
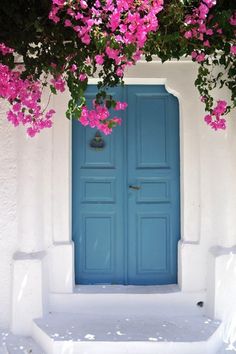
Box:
[72,85,180,285]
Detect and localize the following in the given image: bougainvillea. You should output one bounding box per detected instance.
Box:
[183,0,236,130]
[47,0,163,134]
[145,0,236,130]
[0,0,235,136]
[0,59,55,137]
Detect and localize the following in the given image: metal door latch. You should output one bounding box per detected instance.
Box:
[129,185,141,190]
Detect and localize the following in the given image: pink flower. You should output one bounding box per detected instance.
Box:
[204,0,216,7]
[64,19,72,27]
[75,12,83,20]
[51,76,66,92]
[46,109,56,119]
[114,101,128,110]
[213,100,227,116]
[79,73,87,81]
[132,51,142,61]
[196,53,205,62]
[49,8,60,23]
[112,117,122,125]
[191,51,198,59]
[78,99,125,135]
[80,0,88,9]
[203,40,210,47]
[184,31,192,39]
[27,127,37,137]
[95,55,104,65]
[0,63,56,136]
[106,47,120,62]
[70,64,78,72]
[80,107,89,126]
[116,68,123,77]
[7,111,19,126]
[204,114,212,124]
[53,0,64,5]
[12,103,21,112]
[0,43,14,55]
[230,13,236,26]
[51,63,57,69]
[191,51,205,63]
[211,119,226,130]
[109,12,120,31]
[206,29,213,35]
[230,46,236,55]
[204,100,228,131]
[199,4,209,19]
[81,34,91,45]
[98,124,112,135]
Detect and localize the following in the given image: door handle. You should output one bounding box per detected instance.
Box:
[129,185,141,190]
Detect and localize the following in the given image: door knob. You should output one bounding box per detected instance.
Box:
[129,185,141,190]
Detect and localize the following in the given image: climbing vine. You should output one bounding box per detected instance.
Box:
[0,0,235,136]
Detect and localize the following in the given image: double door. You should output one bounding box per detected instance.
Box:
[72,85,180,284]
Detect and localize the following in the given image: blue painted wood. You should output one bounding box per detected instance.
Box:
[72,85,180,284]
[72,86,125,284]
[126,85,180,284]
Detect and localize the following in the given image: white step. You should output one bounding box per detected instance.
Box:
[0,331,43,354]
[32,286,222,354]
[32,312,222,354]
[48,285,206,316]
[217,344,236,353]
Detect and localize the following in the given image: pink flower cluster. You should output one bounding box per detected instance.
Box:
[229,12,236,26]
[230,46,236,55]
[80,100,127,135]
[184,0,216,41]
[50,0,163,76]
[229,12,236,55]
[50,0,163,57]
[0,1,234,137]
[184,3,235,130]
[184,0,219,63]
[204,100,227,130]
[51,75,66,92]
[0,63,55,137]
[191,51,205,63]
[0,42,14,56]
[49,0,163,133]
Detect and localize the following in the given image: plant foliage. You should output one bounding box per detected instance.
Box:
[0,0,235,136]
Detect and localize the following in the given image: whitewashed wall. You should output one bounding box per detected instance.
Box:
[0,105,17,329]
[0,60,236,333]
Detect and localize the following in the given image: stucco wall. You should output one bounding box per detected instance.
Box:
[0,104,17,328]
[0,61,236,331]
[0,95,54,329]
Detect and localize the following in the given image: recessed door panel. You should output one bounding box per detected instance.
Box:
[137,215,169,272]
[136,95,169,168]
[83,215,113,272]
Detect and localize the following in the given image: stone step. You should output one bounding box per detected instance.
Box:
[217,344,236,353]
[33,286,223,353]
[32,311,222,354]
[49,285,206,316]
[0,331,43,354]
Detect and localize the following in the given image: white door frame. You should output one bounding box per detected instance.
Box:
[49,60,204,294]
